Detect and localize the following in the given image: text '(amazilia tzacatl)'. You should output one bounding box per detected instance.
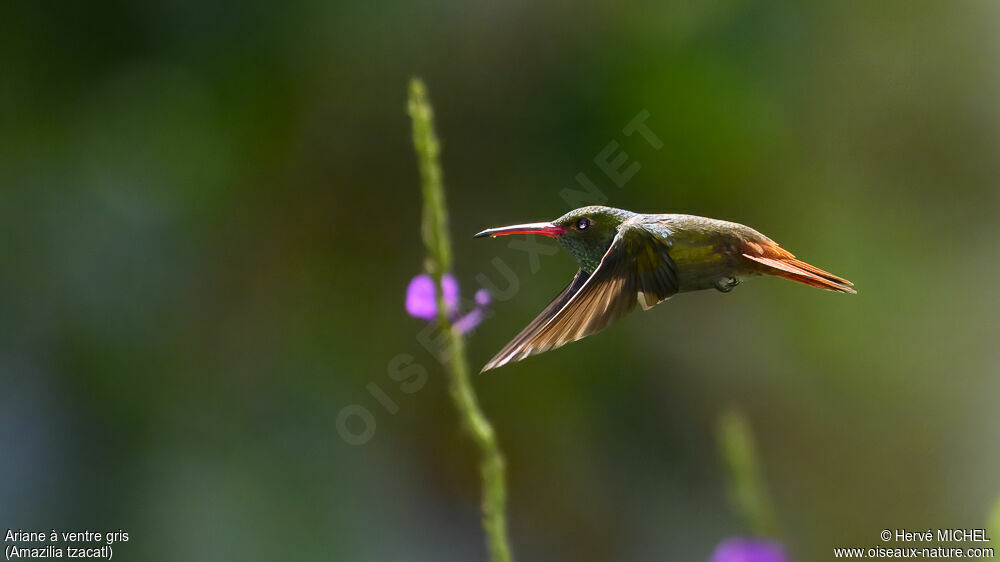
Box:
[474,205,855,372]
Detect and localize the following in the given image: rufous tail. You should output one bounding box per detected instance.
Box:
[743,254,856,294]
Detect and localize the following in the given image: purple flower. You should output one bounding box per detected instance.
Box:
[442,275,459,312]
[406,273,490,334]
[406,273,459,321]
[405,274,437,320]
[453,308,484,335]
[474,288,491,307]
[709,538,792,562]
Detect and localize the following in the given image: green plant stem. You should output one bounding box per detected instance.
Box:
[408,77,514,562]
[718,409,779,538]
[442,328,513,562]
[989,497,1000,543]
[408,79,451,277]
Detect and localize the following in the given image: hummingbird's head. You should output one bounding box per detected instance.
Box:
[475,205,635,273]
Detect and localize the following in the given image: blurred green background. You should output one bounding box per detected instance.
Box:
[2,1,999,560]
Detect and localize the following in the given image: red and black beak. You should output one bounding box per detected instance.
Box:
[474,222,566,239]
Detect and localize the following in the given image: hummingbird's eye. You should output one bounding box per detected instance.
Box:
[576,218,591,230]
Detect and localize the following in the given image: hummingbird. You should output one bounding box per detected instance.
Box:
[474,205,855,372]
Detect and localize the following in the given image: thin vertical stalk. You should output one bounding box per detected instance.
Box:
[407,77,514,562]
[718,410,779,538]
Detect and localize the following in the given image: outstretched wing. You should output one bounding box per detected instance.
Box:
[479,269,590,372]
[481,221,678,372]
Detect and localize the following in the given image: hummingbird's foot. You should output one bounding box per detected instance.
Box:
[715,276,740,293]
